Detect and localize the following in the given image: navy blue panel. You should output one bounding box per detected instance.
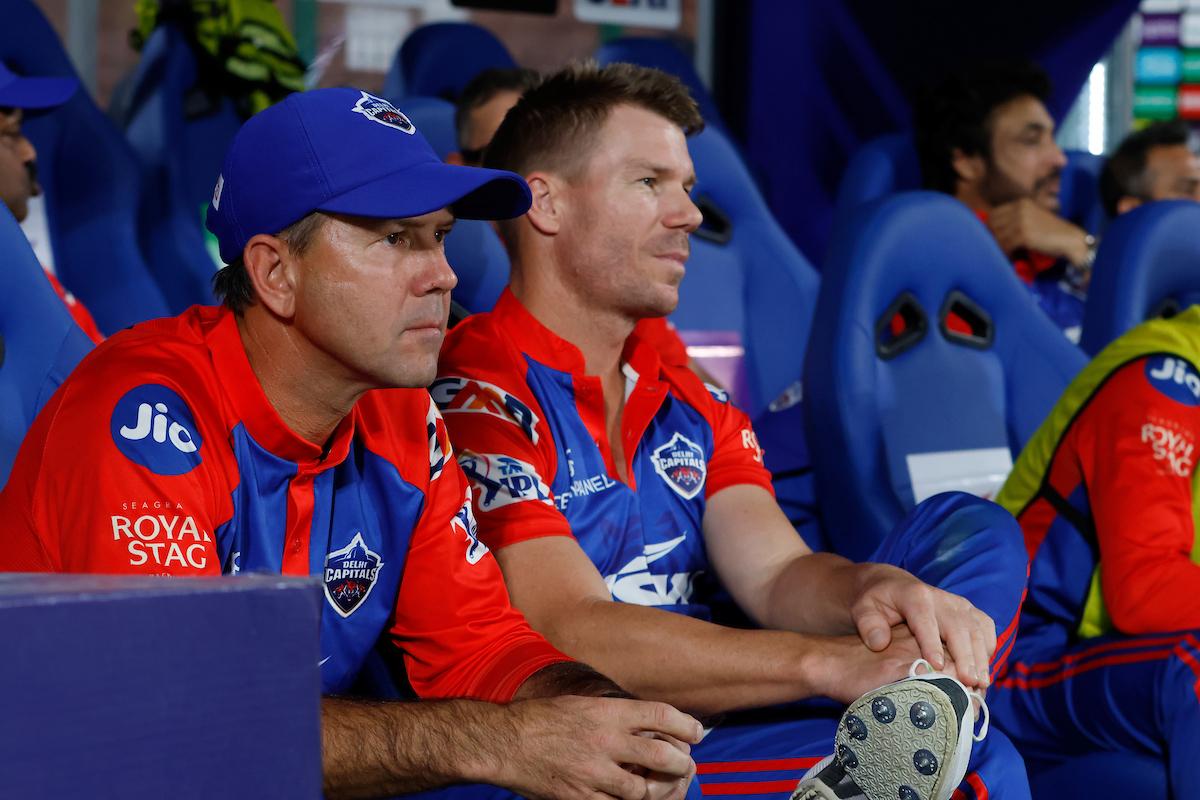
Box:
[223,423,299,576]
[1080,200,1200,355]
[0,573,321,798]
[804,192,1085,560]
[0,203,92,487]
[1,0,170,333]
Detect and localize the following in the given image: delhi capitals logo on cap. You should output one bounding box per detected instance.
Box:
[650,432,707,500]
[110,384,203,476]
[351,91,416,135]
[324,532,385,618]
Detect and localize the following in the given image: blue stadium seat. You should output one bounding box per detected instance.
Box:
[805,191,1084,560]
[122,23,243,312]
[684,125,820,419]
[0,0,170,334]
[0,204,93,487]
[1079,199,1200,355]
[595,37,725,131]
[399,95,459,160]
[383,22,515,101]
[832,133,1105,240]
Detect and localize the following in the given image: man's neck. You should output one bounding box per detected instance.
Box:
[237,307,365,448]
[510,266,634,385]
[954,184,993,215]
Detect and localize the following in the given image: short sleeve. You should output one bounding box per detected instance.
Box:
[703,389,775,498]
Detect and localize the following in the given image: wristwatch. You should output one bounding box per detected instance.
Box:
[1080,233,1098,269]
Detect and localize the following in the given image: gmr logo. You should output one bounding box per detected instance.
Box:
[1146,356,1200,406]
[110,385,204,476]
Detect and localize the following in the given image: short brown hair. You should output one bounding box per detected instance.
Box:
[212,211,326,315]
[482,61,704,180]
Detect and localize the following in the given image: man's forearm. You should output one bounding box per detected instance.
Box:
[514,659,632,700]
[321,695,509,799]
[759,551,866,634]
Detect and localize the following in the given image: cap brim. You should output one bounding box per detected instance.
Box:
[0,75,78,110]
[318,160,532,222]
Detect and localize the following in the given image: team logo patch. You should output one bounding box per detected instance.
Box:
[351,91,415,134]
[451,488,489,564]
[1145,355,1200,406]
[426,399,451,481]
[650,432,707,500]
[323,532,384,618]
[459,452,553,512]
[110,384,203,476]
[431,377,540,443]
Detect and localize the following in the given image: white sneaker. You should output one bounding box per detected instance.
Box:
[790,659,989,800]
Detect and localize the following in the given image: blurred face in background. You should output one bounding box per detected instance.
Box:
[0,109,39,221]
[457,89,522,166]
[980,94,1068,210]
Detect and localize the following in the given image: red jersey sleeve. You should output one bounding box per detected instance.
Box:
[389,441,571,703]
[1082,356,1200,633]
[0,360,229,576]
[433,343,574,550]
[700,384,775,499]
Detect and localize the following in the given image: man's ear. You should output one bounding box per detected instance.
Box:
[951,147,986,185]
[243,233,298,319]
[524,173,561,236]
[1116,195,1143,216]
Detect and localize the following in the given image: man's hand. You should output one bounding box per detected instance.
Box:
[848,564,995,689]
[803,625,950,704]
[987,197,1090,266]
[493,696,703,800]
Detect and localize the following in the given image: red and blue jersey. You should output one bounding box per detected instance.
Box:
[0,305,568,700]
[434,290,772,620]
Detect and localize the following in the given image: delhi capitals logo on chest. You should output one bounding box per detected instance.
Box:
[650,432,707,500]
[324,532,385,618]
[351,91,416,134]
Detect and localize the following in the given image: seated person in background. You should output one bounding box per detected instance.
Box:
[915,60,1095,343]
[436,62,1034,800]
[0,87,703,800]
[0,62,103,342]
[1099,119,1200,217]
[992,306,1200,797]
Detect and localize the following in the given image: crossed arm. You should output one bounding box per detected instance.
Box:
[494,485,996,717]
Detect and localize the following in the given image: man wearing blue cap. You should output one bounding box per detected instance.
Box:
[0,87,702,800]
[0,61,103,341]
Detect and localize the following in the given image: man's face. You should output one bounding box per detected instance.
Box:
[289,210,457,390]
[461,89,522,165]
[551,104,702,320]
[980,95,1067,210]
[0,109,39,221]
[1140,143,1200,204]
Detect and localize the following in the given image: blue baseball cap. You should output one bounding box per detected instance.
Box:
[206,88,532,264]
[0,62,77,110]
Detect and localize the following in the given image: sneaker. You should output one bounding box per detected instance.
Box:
[790,659,989,800]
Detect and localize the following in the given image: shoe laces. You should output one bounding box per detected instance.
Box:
[908,658,990,742]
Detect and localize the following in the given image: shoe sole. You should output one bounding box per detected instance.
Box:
[832,680,962,800]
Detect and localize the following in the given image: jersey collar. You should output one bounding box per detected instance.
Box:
[492,288,664,380]
[207,308,356,469]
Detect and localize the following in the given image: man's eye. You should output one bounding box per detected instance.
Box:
[434,229,449,243]
[386,232,403,246]
[641,177,657,187]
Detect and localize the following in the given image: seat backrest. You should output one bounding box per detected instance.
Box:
[1,0,170,334]
[384,23,515,101]
[123,24,242,312]
[685,125,820,419]
[833,133,1104,241]
[0,204,93,486]
[805,191,1085,559]
[398,95,458,161]
[595,37,725,131]
[1079,200,1200,355]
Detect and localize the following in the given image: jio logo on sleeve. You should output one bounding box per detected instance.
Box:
[110,384,204,475]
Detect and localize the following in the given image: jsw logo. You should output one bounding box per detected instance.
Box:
[119,402,198,453]
[604,534,702,606]
[1149,357,1200,400]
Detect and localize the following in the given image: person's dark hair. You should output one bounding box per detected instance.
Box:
[1098,119,1194,218]
[454,67,540,152]
[483,61,704,181]
[914,60,1053,194]
[212,211,325,315]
